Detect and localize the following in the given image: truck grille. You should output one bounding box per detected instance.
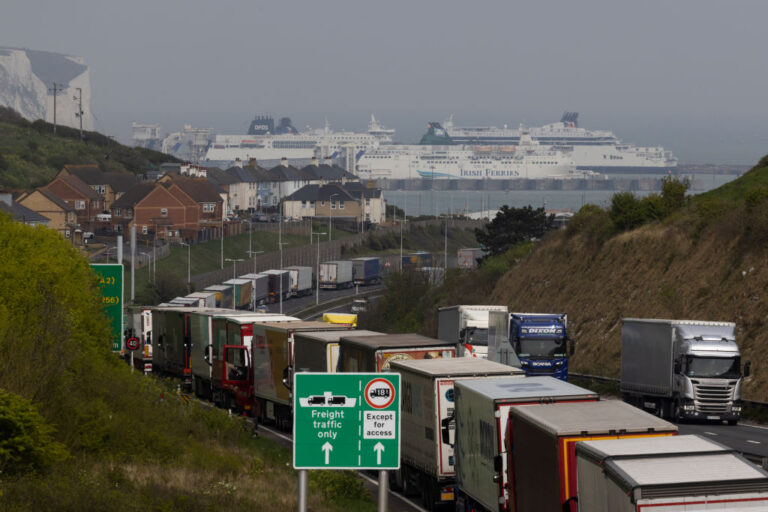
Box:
[692,381,735,413]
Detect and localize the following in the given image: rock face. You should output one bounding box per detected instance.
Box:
[0,47,94,131]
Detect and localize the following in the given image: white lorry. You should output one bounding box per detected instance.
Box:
[621,318,750,424]
[285,266,313,297]
[319,260,354,289]
[437,305,509,358]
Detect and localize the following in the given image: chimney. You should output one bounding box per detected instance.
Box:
[280,157,288,167]
[323,156,333,166]
[248,158,258,167]
[311,156,318,167]
[234,158,243,168]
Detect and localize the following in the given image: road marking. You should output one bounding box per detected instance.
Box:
[748,440,761,444]
[260,425,293,443]
[742,423,768,432]
[356,471,428,512]
[704,431,718,436]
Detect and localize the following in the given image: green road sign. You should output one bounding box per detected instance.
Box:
[90,263,124,352]
[293,373,400,470]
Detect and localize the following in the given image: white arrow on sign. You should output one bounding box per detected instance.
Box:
[322,442,333,464]
[374,442,385,465]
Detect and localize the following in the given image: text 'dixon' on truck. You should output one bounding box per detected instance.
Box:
[437,305,509,359]
[509,313,574,380]
[621,318,750,424]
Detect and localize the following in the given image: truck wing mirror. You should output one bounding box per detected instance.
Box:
[744,360,752,378]
[281,366,293,390]
[674,359,682,374]
[568,338,575,356]
[204,344,213,366]
[493,454,503,473]
[440,414,454,447]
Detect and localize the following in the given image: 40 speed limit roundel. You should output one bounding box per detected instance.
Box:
[364,378,395,409]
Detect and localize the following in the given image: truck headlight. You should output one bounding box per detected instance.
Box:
[683,404,695,411]
[732,406,742,412]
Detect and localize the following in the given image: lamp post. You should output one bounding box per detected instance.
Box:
[279,241,288,314]
[328,193,338,241]
[247,249,264,274]
[180,242,191,292]
[225,258,244,309]
[399,215,408,271]
[312,232,326,305]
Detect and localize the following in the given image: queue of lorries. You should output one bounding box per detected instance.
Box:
[126,300,762,511]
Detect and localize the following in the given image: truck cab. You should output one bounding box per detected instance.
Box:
[509,313,574,381]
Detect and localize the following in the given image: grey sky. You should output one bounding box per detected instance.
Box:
[2,0,767,164]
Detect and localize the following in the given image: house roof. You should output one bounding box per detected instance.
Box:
[344,182,383,198]
[284,183,358,202]
[67,167,139,193]
[35,188,75,211]
[169,177,222,203]
[110,183,156,209]
[225,165,262,183]
[207,167,238,186]
[0,200,50,224]
[54,174,101,200]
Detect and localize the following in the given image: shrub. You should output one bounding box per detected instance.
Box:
[0,390,69,474]
[609,192,647,231]
[309,470,368,501]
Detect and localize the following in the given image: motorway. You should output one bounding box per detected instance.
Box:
[678,421,768,466]
[259,283,383,316]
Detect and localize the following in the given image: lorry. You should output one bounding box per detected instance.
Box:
[509,313,574,380]
[239,273,269,307]
[621,318,750,424]
[293,329,382,373]
[576,435,768,511]
[457,248,487,270]
[453,377,598,512]
[125,306,153,373]
[222,278,254,309]
[184,291,217,308]
[319,260,354,289]
[389,358,525,510]
[338,333,457,372]
[251,321,355,430]
[189,311,296,409]
[322,313,357,327]
[507,400,677,512]
[204,284,234,308]
[285,266,313,297]
[261,270,291,302]
[402,251,433,269]
[437,305,509,358]
[152,306,202,386]
[351,257,381,285]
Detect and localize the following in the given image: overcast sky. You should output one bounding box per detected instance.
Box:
[3,0,767,164]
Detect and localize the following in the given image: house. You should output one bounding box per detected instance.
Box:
[281,183,363,224]
[42,174,102,228]
[109,183,156,233]
[17,188,76,236]
[300,157,358,185]
[57,165,139,210]
[0,192,50,227]
[343,182,386,224]
[224,163,265,213]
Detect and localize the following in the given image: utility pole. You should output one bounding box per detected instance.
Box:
[48,82,60,135]
[73,87,83,139]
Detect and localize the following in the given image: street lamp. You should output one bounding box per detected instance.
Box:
[279,241,289,314]
[246,249,264,274]
[180,242,191,291]
[328,193,338,241]
[312,232,327,305]
[225,258,244,309]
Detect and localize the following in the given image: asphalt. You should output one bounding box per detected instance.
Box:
[678,421,768,466]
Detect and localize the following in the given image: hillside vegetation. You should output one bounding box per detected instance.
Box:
[0,214,372,511]
[363,155,768,400]
[0,107,179,190]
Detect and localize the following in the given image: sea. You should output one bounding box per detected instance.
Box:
[383,172,739,217]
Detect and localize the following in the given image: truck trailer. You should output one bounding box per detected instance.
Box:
[239,273,270,307]
[576,435,768,511]
[437,305,510,358]
[457,248,486,270]
[338,333,456,372]
[285,266,313,297]
[319,260,354,289]
[204,284,234,308]
[222,278,254,310]
[454,377,598,512]
[184,291,217,308]
[261,270,291,302]
[621,318,749,424]
[389,358,525,509]
[351,257,381,285]
[293,329,382,373]
[507,400,677,512]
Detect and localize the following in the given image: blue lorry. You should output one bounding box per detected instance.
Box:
[509,313,574,381]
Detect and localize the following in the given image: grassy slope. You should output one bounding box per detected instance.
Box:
[487,155,768,399]
[0,106,179,190]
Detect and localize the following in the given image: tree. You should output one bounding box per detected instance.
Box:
[474,205,553,256]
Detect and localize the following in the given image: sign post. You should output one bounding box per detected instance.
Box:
[90,263,124,352]
[293,373,400,511]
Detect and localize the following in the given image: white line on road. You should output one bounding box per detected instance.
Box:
[356,471,428,512]
[742,423,768,432]
[748,440,761,444]
[260,425,293,443]
[704,431,718,436]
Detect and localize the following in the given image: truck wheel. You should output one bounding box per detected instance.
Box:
[727,419,738,426]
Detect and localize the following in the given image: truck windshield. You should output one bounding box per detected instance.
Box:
[464,327,488,346]
[685,356,740,379]
[518,338,567,358]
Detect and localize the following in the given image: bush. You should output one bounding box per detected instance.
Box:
[609,192,647,231]
[565,204,613,245]
[309,470,368,501]
[0,390,68,474]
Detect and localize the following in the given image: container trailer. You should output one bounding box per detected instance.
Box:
[457,248,486,270]
[293,330,382,373]
[203,284,234,308]
[261,270,291,302]
[239,273,270,307]
[454,377,598,512]
[285,266,313,296]
[437,305,509,358]
[221,278,253,309]
[319,260,354,289]
[184,291,217,308]
[338,333,456,373]
[576,435,768,511]
[351,257,381,285]
[389,358,525,509]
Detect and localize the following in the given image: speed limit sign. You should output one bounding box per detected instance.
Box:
[126,337,140,351]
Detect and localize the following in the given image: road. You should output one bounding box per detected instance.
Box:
[257,425,426,512]
[678,421,768,465]
[259,283,382,316]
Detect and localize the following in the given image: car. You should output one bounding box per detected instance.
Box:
[82,231,95,240]
[351,299,368,313]
[253,214,269,223]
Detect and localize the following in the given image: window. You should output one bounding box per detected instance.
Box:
[331,202,336,210]
[126,209,133,218]
[339,202,345,210]
[203,203,215,212]
[161,208,168,216]
[65,229,71,238]
[365,198,371,206]
[142,225,148,235]
[114,208,122,217]
[75,200,85,210]
[310,201,315,208]
[321,200,325,206]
